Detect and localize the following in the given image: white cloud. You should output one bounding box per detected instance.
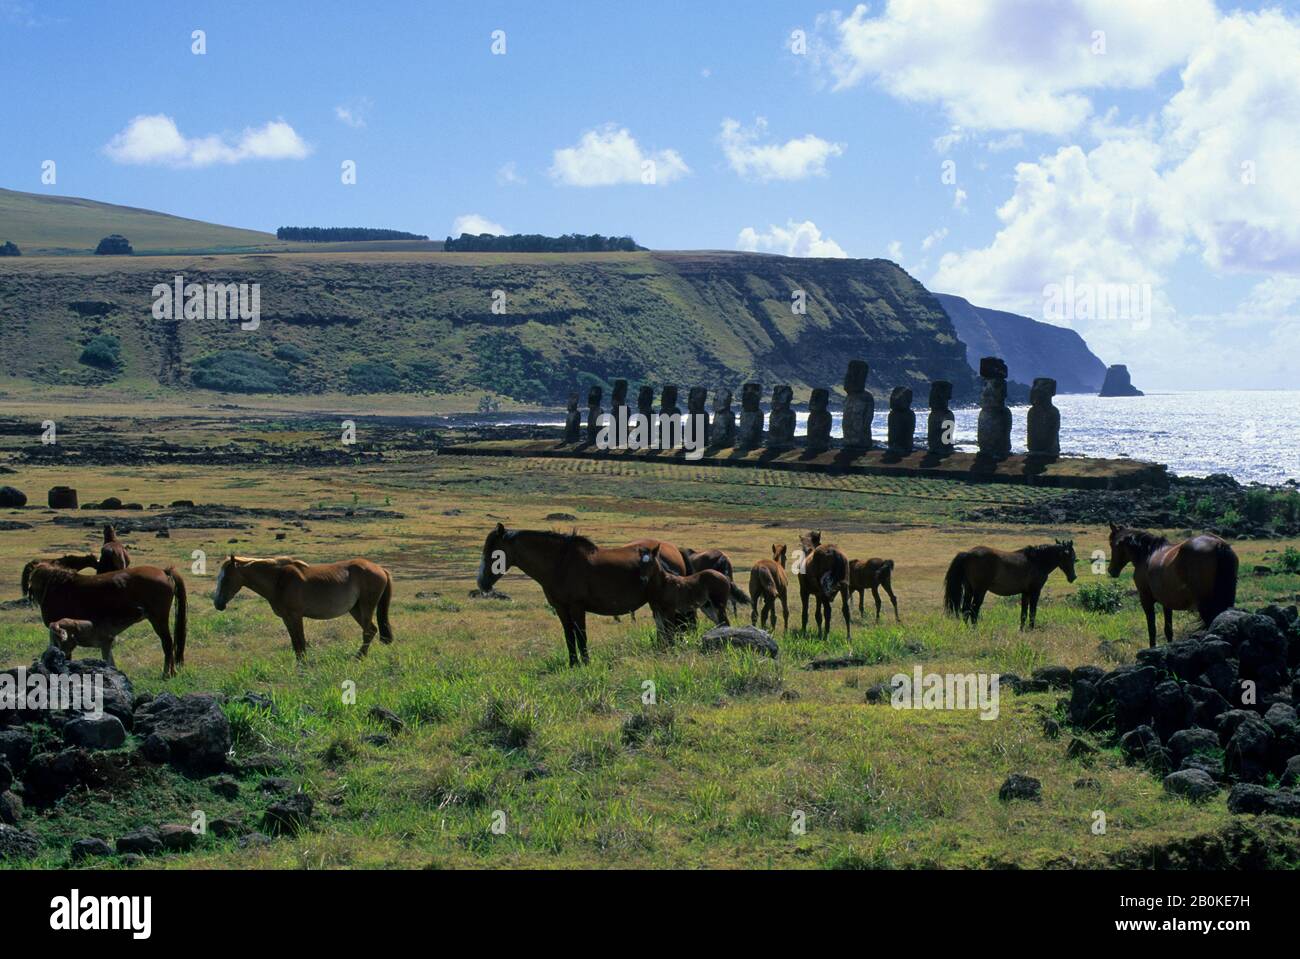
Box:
[921,227,948,251]
[816,0,1217,135]
[737,220,847,258]
[952,188,968,211]
[104,114,310,167]
[549,124,689,186]
[452,214,508,236]
[496,162,525,186]
[720,117,844,181]
[335,98,371,128]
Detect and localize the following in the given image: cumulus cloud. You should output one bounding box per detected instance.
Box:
[720,118,844,181]
[816,0,1217,135]
[549,124,689,186]
[737,220,847,258]
[335,98,372,128]
[104,114,310,167]
[452,214,507,236]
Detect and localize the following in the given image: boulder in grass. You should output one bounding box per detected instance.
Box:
[263,794,312,836]
[47,486,78,509]
[0,824,40,861]
[70,838,112,863]
[699,625,778,658]
[116,827,162,856]
[22,747,99,806]
[0,729,33,775]
[159,824,197,852]
[1224,714,1274,784]
[1163,768,1219,802]
[132,693,230,774]
[0,791,23,824]
[1280,755,1300,788]
[1152,680,1195,742]
[1168,728,1219,765]
[0,486,26,508]
[1099,665,1157,733]
[1226,783,1300,817]
[1031,665,1072,690]
[998,773,1041,802]
[64,714,127,751]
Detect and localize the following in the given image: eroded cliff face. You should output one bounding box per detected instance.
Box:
[0,251,980,402]
[935,292,1109,394]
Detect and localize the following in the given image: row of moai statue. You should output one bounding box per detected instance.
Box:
[562,357,1060,460]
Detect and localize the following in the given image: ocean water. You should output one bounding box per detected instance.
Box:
[489,390,1300,486]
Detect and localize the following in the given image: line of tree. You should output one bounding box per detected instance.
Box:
[276,227,430,242]
[443,233,643,253]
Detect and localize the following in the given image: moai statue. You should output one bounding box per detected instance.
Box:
[766,385,796,449]
[1026,377,1060,460]
[976,357,1012,461]
[841,359,873,450]
[711,388,736,448]
[886,386,915,455]
[611,378,629,428]
[586,385,603,445]
[926,380,955,456]
[660,384,680,417]
[564,392,581,444]
[636,385,655,422]
[805,388,832,452]
[737,382,764,448]
[687,386,709,446]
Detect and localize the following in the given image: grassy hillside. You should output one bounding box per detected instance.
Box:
[0,250,979,404]
[0,188,277,255]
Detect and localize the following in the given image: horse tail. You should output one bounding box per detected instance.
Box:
[20,559,36,600]
[1202,540,1239,626]
[943,554,967,616]
[729,581,750,607]
[819,551,847,598]
[168,567,188,662]
[377,569,395,644]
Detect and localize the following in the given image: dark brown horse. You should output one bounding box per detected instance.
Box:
[801,543,852,641]
[97,524,130,573]
[26,562,188,677]
[849,558,900,623]
[749,544,789,633]
[637,544,745,642]
[214,555,394,661]
[682,547,742,614]
[1107,524,1238,647]
[477,525,690,666]
[944,540,1077,629]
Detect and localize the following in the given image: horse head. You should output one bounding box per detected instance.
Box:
[772,544,787,565]
[213,555,244,610]
[800,530,822,552]
[477,523,512,592]
[1055,538,1078,583]
[636,544,663,585]
[1106,522,1130,577]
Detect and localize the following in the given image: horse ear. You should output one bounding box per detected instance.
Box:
[1108,521,1118,533]
[495,522,506,534]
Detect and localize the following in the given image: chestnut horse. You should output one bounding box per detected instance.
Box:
[25,562,188,677]
[802,543,852,641]
[477,525,691,666]
[214,555,394,661]
[1107,524,1238,647]
[849,558,900,623]
[944,540,1077,629]
[97,525,130,573]
[21,554,98,598]
[682,547,742,614]
[749,544,789,633]
[637,544,745,642]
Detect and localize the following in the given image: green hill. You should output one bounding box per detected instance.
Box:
[0,248,979,404]
[0,187,277,255]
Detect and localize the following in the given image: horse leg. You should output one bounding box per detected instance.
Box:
[800,586,810,635]
[350,603,378,660]
[1030,588,1041,629]
[857,588,865,617]
[556,608,579,667]
[970,590,986,625]
[1163,605,1174,644]
[840,587,852,643]
[282,613,308,662]
[1019,593,1029,631]
[779,591,788,634]
[146,610,176,678]
[1139,593,1157,648]
[871,586,883,624]
[572,608,590,666]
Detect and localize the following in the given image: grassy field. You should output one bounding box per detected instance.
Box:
[3,415,1299,869]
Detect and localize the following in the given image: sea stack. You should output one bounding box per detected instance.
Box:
[1099,364,1143,397]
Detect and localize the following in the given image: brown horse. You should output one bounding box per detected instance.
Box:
[20,554,98,598]
[214,555,394,661]
[801,544,852,641]
[26,562,188,677]
[944,540,1077,629]
[749,544,789,633]
[1107,524,1238,647]
[637,544,744,642]
[477,525,691,666]
[48,617,136,667]
[849,558,900,623]
[97,525,130,573]
[682,547,743,614]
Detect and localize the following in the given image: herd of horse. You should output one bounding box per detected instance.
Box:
[17,519,1240,675]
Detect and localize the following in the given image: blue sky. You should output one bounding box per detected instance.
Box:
[4,0,1299,389]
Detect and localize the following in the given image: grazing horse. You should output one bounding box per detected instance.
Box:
[1107,524,1238,647]
[801,544,852,641]
[21,554,98,598]
[944,540,1077,629]
[637,544,745,642]
[682,547,741,615]
[477,525,690,666]
[48,617,135,667]
[214,555,394,661]
[97,525,130,573]
[749,544,790,633]
[849,558,900,623]
[25,562,188,677]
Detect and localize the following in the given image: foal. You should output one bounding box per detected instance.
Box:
[749,544,789,633]
[97,525,130,573]
[48,617,136,667]
[849,558,900,623]
[637,544,743,643]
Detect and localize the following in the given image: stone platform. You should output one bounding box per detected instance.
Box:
[440,438,1168,491]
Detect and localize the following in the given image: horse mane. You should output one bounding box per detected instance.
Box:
[1117,529,1169,561]
[509,529,599,553]
[235,555,311,569]
[1022,543,1068,563]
